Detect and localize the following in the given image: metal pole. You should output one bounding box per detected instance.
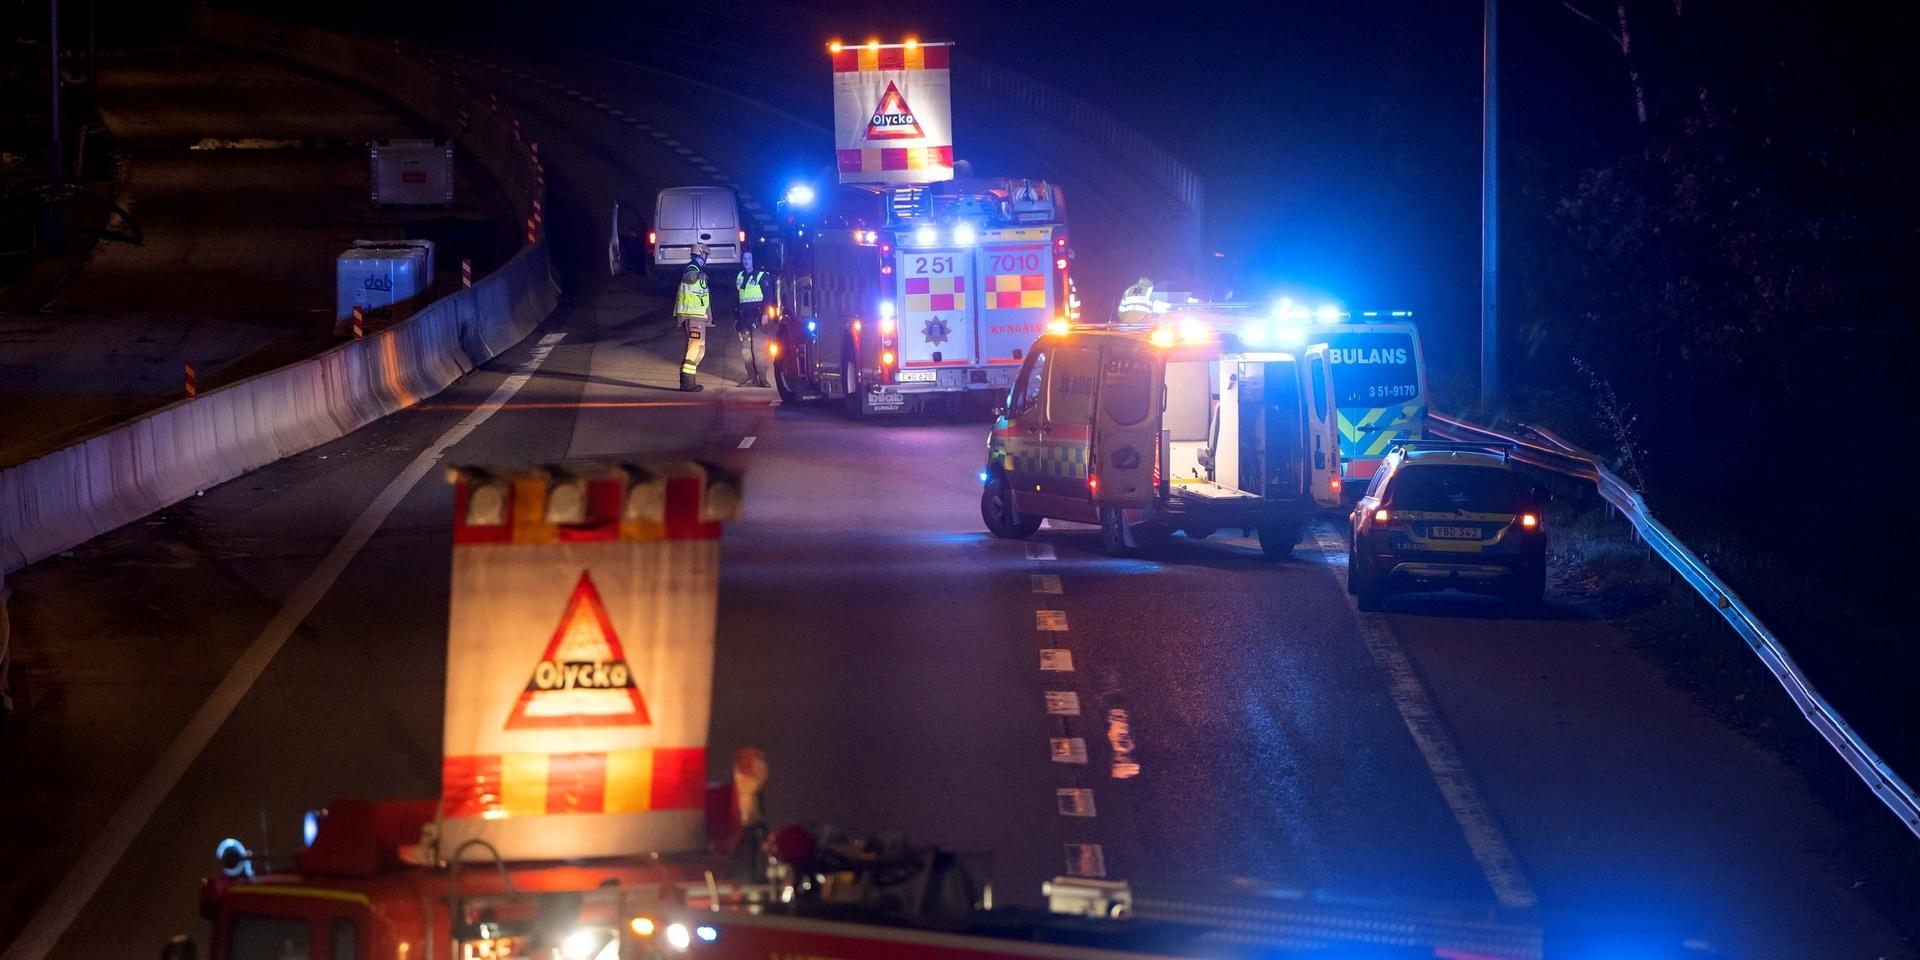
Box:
[48,0,64,192]
[1479,0,1500,413]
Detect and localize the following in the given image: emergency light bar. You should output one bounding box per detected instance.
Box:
[827,39,952,53]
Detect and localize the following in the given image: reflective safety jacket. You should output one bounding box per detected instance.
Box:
[676,267,712,326]
[735,269,769,303]
[1118,281,1155,316]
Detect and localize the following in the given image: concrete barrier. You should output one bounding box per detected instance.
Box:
[0,13,557,574]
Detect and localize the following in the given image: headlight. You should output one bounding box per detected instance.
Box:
[952,223,976,246]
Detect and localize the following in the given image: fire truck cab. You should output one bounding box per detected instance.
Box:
[980,312,1345,558]
[767,178,1071,416]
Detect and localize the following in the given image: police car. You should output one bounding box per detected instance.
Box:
[1346,441,1549,609]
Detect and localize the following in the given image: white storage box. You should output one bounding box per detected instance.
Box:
[336,246,428,330]
[370,139,454,206]
[353,238,437,287]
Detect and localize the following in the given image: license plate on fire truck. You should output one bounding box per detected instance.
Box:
[896,369,937,383]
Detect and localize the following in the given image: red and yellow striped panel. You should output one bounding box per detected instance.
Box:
[443,747,705,818]
[986,274,1047,310]
[831,44,951,72]
[453,474,723,545]
[836,146,954,174]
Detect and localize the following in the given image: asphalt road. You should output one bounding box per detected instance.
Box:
[3,31,1916,960]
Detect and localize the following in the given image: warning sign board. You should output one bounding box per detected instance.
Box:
[438,464,737,862]
[832,42,953,185]
[864,82,925,140]
[504,571,651,730]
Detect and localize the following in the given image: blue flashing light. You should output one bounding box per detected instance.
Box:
[1361,310,1379,317]
[302,809,326,848]
[806,320,817,335]
[952,223,977,246]
[1240,320,1268,345]
[695,926,718,943]
[913,224,937,245]
[1276,325,1308,347]
[1391,309,1413,317]
[784,183,816,207]
[978,470,990,483]
[1315,304,1342,322]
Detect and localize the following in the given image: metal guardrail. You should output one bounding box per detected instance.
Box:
[1429,412,1920,839]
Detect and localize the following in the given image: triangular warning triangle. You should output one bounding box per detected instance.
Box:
[504,571,651,730]
[864,82,924,141]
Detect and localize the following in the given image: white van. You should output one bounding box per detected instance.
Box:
[651,185,745,272]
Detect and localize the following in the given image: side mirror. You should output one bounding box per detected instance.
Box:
[1530,485,1553,504]
[161,934,198,960]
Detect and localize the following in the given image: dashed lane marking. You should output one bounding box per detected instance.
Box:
[0,339,569,960]
[1050,738,1089,764]
[737,435,755,449]
[1044,691,1081,716]
[1311,525,1540,909]
[1031,574,1062,594]
[1035,609,1069,632]
[1056,788,1097,817]
[1027,542,1056,560]
[1040,649,1074,672]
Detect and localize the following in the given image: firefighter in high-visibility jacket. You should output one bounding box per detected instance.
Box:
[1118,277,1156,324]
[675,244,712,392]
[734,252,772,388]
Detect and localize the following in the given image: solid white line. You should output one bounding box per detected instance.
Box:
[1310,525,1539,909]
[0,335,568,960]
[1027,543,1056,560]
[737,435,755,449]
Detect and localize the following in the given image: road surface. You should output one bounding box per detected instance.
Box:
[2,27,1915,960]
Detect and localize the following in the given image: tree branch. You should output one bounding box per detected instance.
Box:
[1561,1,1625,46]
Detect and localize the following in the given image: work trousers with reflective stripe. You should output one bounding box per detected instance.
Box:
[680,322,707,377]
[736,301,765,381]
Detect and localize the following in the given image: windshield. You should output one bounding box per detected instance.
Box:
[1389,464,1519,513]
[1323,331,1419,406]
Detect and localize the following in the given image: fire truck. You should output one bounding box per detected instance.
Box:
[162,462,1539,960]
[766,178,1072,416]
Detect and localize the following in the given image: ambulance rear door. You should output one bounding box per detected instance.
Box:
[1092,340,1159,507]
[974,226,1057,368]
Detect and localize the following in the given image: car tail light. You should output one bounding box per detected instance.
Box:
[1373,508,1390,524]
[1088,473,1100,493]
[1331,477,1342,494]
[881,350,895,366]
[738,229,747,243]
[646,231,656,246]
[1520,513,1539,530]
[767,341,780,359]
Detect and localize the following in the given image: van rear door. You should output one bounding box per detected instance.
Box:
[697,189,742,264]
[1305,344,1343,506]
[896,244,977,369]
[1092,341,1159,507]
[974,227,1056,367]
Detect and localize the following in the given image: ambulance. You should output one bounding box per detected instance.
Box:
[766,178,1071,416]
[979,312,1346,558]
[1276,308,1429,495]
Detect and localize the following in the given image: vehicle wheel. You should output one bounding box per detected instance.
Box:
[1356,578,1385,612]
[1511,563,1547,609]
[1182,525,1216,540]
[1257,520,1306,559]
[1098,508,1136,557]
[981,473,1041,539]
[773,354,800,403]
[842,358,865,419]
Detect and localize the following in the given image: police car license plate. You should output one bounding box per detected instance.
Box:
[1429,525,1481,540]
[896,369,937,383]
